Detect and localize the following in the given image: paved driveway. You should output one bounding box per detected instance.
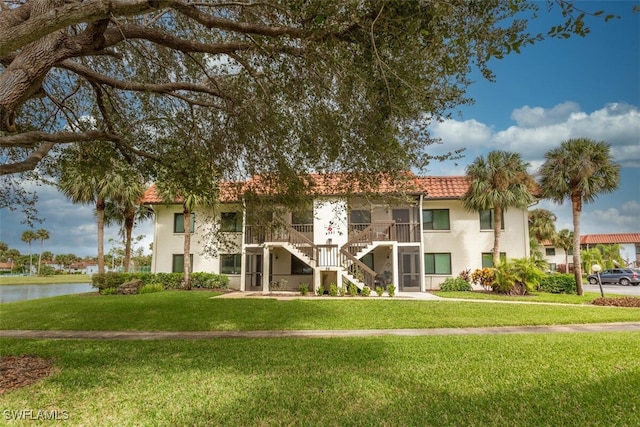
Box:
[583,283,640,297]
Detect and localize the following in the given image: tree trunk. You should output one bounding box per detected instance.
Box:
[571,192,583,295]
[493,207,503,267]
[123,210,135,273]
[37,239,43,275]
[183,207,192,290]
[97,197,106,274]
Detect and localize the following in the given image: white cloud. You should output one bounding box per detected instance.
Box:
[428,102,640,171]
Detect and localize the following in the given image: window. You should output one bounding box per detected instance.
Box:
[481,252,506,268]
[220,254,242,274]
[350,209,371,225]
[422,209,450,230]
[549,263,557,272]
[545,248,556,256]
[424,253,452,275]
[291,255,312,275]
[172,254,193,273]
[174,213,195,233]
[292,210,313,225]
[479,209,504,230]
[221,212,242,232]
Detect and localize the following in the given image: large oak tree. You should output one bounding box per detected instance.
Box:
[0,1,617,204]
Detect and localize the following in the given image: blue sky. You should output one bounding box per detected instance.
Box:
[1,1,638,257]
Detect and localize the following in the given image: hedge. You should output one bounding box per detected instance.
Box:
[92,272,228,291]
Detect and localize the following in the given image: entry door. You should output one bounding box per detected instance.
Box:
[398,251,420,290]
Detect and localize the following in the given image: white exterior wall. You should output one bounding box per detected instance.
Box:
[151,204,243,288]
[421,200,530,289]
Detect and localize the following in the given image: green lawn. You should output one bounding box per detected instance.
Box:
[1,291,639,426]
[434,290,621,304]
[0,274,90,285]
[1,334,639,426]
[1,291,639,331]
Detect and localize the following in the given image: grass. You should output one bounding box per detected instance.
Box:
[1,291,639,331]
[1,333,639,426]
[0,274,90,285]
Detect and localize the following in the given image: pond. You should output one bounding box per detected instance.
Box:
[0,283,95,303]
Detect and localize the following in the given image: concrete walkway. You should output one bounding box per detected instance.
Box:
[1,322,639,340]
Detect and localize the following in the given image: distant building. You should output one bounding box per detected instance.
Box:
[542,233,640,270]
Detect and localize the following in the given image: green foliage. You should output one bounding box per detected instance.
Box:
[92,272,227,291]
[347,282,358,297]
[492,258,545,295]
[458,269,471,283]
[375,286,384,297]
[440,277,472,292]
[139,284,164,294]
[387,285,396,297]
[299,284,309,296]
[329,284,338,297]
[361,286,371,297]
[316,284,325,296]
[338,285,346,297]
[101,287,118,295]
[539,274,577,294]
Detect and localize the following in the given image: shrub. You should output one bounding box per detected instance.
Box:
[191,272,229,289]
[316,284,325,296]
[387,285,395,297]
[458,269,471,283]
[329,283,338,296]
[440,277,472,292]
[471,268,494,291]
[492,258,546,295]
[347,282,358,296]
[92,272,126,291]
[361,286,371,297]
[338,285,346,297]
[375,286,384,297]
[101,287,118,295]
[139,283,164,294]
[539,274,576,294]
[299,284,309,296]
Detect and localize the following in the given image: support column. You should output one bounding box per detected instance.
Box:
[262,246,270,293]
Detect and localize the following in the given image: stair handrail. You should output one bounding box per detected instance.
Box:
[286,224,318,261]
[339,247,376,288]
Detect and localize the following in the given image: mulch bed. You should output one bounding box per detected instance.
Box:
[0,356,58,395]
[592,297,640,308]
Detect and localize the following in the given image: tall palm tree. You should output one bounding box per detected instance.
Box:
[35,229,50,275]
[20,230,36,276]
[538,138,620,295]
[104,174,152,273]
[59,161,123,274]
[463,150,536,266]
[553,228,574,273]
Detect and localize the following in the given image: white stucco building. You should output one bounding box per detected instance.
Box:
[142,174,531,292]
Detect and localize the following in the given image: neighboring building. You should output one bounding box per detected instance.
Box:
[142,174,532,292]
[581,233,640,268]
[541,233,640,271]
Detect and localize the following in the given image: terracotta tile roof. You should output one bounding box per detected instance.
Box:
[416,176,471,199]
[141,182,243,204]
[580,233,640,245]
[141,173,475,203]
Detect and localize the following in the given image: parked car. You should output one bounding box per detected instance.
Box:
[587,268,640,286]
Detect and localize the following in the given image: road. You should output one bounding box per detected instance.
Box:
[582,283,640,297]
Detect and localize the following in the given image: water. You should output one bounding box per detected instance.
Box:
[0,283,95,303]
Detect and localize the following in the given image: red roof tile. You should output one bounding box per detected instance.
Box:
[416,176,471,199]
[141,173,474,204]
[580,233,640,245]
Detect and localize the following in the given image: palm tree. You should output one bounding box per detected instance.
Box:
[538,138,620,295]
[596,244,625,270]
[553,229,574,273]
[35,229,50,275]
[463,150,536,266]
[59,162,123,274]
[104,174,151,273]
[528,208,557,244]
[20,230,36,276]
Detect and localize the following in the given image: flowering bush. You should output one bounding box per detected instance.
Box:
[471,268,494,291]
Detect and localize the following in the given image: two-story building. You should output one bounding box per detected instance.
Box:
[142,174,531,293]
